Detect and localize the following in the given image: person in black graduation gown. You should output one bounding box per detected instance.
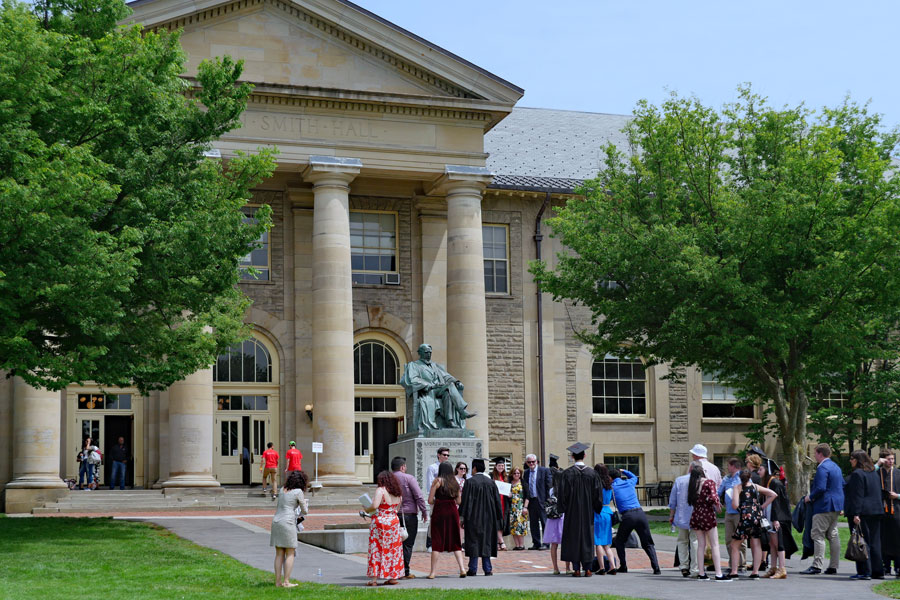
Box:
[558,442,603,577]
[460,458,504,576]
[878,449,900,576]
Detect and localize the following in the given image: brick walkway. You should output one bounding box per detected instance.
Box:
[236,514,665,576]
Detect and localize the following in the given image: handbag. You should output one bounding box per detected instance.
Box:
[611,511,621,527]
[396,508,409,541]
[845,526,869,562]
[545,495,561,519]
[759,517,772,531]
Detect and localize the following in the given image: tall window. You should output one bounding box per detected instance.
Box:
[483,224,509,294]
[350,211,397,285]
[701,370,753,418]
[213,338,272,383]
[239,206,269,281]
[604,454,641,480]
[591,355,646,415]
[354,340,399,385]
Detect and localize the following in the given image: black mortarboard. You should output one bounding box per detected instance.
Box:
[567,442,590,454]
[549,453,559,462]
[491,457,507,465]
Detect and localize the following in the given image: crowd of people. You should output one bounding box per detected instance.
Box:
[266,441,900,587]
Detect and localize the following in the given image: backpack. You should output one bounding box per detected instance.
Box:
[545,494,561,519]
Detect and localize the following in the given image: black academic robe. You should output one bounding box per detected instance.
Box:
[459,473,503,558]
[558,464,603,564]
[881,467,900,559]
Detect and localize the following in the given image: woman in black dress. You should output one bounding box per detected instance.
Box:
[730,468,776,578]
[758,459,796,579]
[427,461,466,578]
[845,450,885,580]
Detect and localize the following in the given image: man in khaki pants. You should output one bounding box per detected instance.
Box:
[800,443,844,575]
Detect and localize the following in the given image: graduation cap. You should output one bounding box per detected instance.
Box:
[491,457,507,465]
[567,442,590,454]
[549,453,559,462]
[746,445,768,459]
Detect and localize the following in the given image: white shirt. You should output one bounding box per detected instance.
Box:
[425,462,440,493]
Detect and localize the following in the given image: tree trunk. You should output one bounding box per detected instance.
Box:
[780,436,809,504]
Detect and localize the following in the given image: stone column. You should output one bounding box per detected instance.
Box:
[302,156,362,486]
[5,378,67,513]
[435,166,493,452]
[161,368,220,490]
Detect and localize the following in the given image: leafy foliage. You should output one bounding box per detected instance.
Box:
[0,0,276,392]
[533,87,900,498]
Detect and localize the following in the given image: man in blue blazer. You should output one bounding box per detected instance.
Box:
[522,453,553,550]
[800,443,845,574]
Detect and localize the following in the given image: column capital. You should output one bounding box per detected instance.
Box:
[302,156,362,187]
[426,165,493,196]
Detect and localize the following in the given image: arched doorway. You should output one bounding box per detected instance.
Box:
[353,334,406,483]
[212,334,280,484]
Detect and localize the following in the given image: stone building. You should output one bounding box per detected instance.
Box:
[1,0,764,512]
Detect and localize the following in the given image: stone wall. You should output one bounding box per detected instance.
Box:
[349,196,413,330]
[668,378,689,442]
[239,190,286,316]
[483,209,525,447]
[564,301,593,440]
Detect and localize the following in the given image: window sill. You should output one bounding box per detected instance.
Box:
[701,418,759,424]
[591,416,655,424]
[352,283,402,289]
[239,279,275,286]
[486,293,515,299]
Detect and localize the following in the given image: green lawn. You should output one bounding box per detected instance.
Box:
[647,520,851,558]
[875,580,900,598]
[0,518,639,600]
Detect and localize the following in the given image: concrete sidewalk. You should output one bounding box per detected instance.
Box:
[135,516,890,599]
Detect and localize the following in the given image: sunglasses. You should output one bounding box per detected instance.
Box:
[440,453,450,457]
[525,460,536,464]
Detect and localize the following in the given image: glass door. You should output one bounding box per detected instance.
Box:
[215,416,242,483]
[354,418,373,483]
[250,416,268,484]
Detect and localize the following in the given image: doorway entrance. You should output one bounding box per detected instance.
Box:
[103,415,134,488]
[214,403,271,484]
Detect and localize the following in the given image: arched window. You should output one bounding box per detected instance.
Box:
[354,340,399,385]
[591,354,646,415]
[213,338,272,383]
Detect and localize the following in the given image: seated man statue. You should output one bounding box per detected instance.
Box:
[400,343,477,431]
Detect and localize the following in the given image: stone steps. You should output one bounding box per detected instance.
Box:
[35,485,376,514]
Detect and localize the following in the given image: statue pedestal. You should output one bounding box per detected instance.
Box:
[389,433,483,494]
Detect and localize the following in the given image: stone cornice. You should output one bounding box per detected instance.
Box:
[147,0,480,100]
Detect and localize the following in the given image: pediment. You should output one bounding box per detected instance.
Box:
[130,0,522,104]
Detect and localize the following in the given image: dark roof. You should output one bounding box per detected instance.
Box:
[487,174,584,194]
[486,107,632,183]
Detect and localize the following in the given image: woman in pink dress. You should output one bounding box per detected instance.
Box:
[364,470,405,586]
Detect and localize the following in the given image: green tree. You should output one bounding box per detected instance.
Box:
[532,88,900,501]
[0,0,276,392]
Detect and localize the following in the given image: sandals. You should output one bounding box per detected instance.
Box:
[426,574,435,579]
[365,581,378,587]
[384,579,399,585]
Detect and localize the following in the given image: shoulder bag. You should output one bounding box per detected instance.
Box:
[845,526,869,562]
[610,489,621,527]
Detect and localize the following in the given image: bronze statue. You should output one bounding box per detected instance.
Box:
[400,344,476,432]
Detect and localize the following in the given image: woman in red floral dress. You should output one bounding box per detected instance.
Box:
[688,462,730,582]
[364,471,405,586]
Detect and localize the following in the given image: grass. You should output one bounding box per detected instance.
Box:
[0,518,639,600]
[647,519,851,558]
[875,580,900,598]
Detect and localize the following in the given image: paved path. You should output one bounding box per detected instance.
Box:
[127,514,890,599]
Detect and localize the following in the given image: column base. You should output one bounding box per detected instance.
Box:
[4,486,69,514]
[160,474,221,489]
[6,475,68,489]
[316,474,363,487]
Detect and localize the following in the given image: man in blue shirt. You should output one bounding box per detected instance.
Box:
[611,468,660,574]
[718,457,747,575]
[800,443,845,575]
[669,466,698,578]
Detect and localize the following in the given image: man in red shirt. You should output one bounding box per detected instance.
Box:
[285,441,302,474]
[261,442,279,498]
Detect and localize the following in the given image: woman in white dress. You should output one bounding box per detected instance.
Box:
[270,470,309,587]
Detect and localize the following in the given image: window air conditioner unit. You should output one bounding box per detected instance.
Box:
[385,272,400,285]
